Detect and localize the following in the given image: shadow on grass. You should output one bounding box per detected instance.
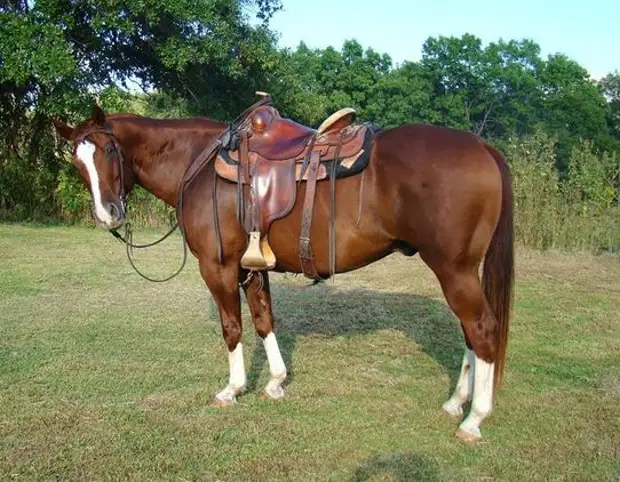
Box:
[245,280,463,396]
[351,453,440,481]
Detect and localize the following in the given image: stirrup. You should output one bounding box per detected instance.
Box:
[240,232,276,270]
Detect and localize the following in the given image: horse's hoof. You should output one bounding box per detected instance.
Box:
[214,395,236,407]
[442,400,463,418]
[455,427,482,443]
[261,386,285,400]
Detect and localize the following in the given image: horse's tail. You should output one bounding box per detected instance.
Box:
[482,143,515,394]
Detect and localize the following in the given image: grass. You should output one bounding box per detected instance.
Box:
[1,224,618,481]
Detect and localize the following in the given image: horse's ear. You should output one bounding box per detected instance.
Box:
[53,119,74,140]
[91,104,106,125]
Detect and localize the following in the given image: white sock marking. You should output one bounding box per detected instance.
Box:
[262,332,286,399]
[228,342,246,389]
[263,332,286,379]
[216,343,246,403]
[76,141,114,225]
[459,355,494,438]
[443,348,475,415]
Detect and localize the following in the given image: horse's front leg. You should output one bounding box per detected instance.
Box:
[242,272,287,400]
[199,260,246,406]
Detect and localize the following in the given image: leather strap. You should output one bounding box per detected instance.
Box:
[236,155,244,226]
[240,130,253,232]
[298,135,317,181]
[329,131,344,279]
[178,130,228,265]
[241,131,250,184]
[299,150,322,280]
[212,167,223,264]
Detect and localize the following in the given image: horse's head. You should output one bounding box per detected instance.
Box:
[54,105,133,230]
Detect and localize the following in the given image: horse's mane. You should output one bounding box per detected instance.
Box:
[106,112,226,129]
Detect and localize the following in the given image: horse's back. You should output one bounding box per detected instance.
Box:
[372,123,502,191]
[375,123,495,164]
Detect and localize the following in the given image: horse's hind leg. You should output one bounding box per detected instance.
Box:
[433,265,498,442]
[442,334,475,417]
[242,272,287,400]
[199,260,246,406]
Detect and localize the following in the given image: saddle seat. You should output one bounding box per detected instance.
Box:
[213,93,374,278]
[236,106,358,161]
[215,105,368,182]
[246,112,315,160]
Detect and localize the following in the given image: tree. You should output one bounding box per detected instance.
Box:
[365,61,435,128]
[420,35,546,137]
[0,0,281,218]
[480,39,543,138]
[266,42,331,126]
[420,34,489,131]
[539,54,611,168]
[600,71,620,138]
[269,40,393,126]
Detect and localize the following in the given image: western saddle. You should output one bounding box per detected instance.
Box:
[194,92,374,280]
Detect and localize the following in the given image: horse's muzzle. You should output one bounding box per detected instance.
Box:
[96,201,125,229]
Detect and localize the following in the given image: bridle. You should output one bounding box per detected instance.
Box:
[75,125,128,214]
[73,124,188,283]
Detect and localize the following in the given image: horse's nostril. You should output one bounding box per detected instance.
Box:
[107,202,121,219]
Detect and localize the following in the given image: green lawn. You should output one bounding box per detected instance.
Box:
[1,224,618,481]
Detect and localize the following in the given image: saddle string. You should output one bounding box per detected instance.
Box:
[240,270,264,292]
[356,169,365,227]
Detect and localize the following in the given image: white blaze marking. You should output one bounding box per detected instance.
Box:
[263,332,286,378]
[76,141,113,225]
[459,356,494,438]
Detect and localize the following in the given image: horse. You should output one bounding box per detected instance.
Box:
[53,101,514,442]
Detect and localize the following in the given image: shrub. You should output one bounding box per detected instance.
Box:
[504,132,619,252]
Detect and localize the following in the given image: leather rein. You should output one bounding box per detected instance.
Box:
[75,125,187,283]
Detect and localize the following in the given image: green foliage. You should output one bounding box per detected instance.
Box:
[504,132,563,249]
[0,10,77,86]
[505,132,619,252]
[1,5,619,254]
[270,36,617,166]
[269,40,393,126]
[0,0,280,222]
[365,62,435,128]
[600,71,620,139]
[55,164,93,224]
[124,186,177,228]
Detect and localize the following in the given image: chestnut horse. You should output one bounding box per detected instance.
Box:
[53,103,513,442]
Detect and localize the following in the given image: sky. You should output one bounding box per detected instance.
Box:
[266,0,619,79]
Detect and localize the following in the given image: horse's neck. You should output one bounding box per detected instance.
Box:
[112,117,224,206]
